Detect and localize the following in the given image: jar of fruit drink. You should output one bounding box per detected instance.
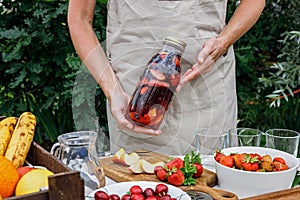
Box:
[128,36,186,129]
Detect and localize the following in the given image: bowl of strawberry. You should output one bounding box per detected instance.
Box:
[213,146,299,199]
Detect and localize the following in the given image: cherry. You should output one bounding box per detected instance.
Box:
[131,193,145,200]
[160,194,171,200]
[155,184,168,197]
[109,194,121,200]
[145,196,158,200]
[130,185,143,195]
[121,194,131,200]
[143,188,155,197]
[94,191,109,200]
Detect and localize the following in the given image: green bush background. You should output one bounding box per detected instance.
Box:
[0,0,299,153]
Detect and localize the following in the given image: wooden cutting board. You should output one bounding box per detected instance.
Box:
[99,150,238,200]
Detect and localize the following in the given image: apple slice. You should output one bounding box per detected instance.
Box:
[149,69,166,81]
[112,148,126,164]
[129,159,144,174]
[123,152,140,166]
[141,159,165,174]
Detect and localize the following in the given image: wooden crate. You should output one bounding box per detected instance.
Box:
[5,142,85,200]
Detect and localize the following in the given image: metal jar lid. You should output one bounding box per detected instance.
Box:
[164,36,187,51]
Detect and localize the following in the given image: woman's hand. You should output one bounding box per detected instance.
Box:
[109,91,162,136]
[176,37,227,92]
[176,0,265,92]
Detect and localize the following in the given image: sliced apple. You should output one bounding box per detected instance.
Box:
[123,152,140,166]
[141,159,165,174]
[129,159,144,174]
[112,148,126,164]
[149,69,166,81]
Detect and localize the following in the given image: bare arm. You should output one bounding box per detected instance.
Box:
[218,0,266,54]
[178,0,266,90]
[68,0,121,101]
[67,0,161,135]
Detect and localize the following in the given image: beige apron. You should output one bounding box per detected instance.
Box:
[106,0,237,155]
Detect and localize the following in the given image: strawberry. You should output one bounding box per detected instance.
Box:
[165,157,184,170]
[129,112,151,125]
[232,153,246,169]
[154,166,164,174]
[193,163,203,178]
[242,154,260,171]
[215,150,225,162]
[273,161,289,171]
[242,162,259,171]
[167,170,185,186]
[156,168,167,181]
[250,153,262,161]
[219,155,234,168]
[273,157,286,165]
[140,86,148,95]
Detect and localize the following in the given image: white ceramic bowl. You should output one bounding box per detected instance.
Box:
[213,146,299,199]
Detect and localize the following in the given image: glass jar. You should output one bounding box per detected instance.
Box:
[128,36,186,129]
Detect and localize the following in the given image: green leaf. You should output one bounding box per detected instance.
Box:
[9,69,27,88]
[0,26,22,39]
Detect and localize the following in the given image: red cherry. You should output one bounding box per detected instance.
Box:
[160,194,171,200]
[145,196,158,200]
[130,185,143,194]
[131,193,145,200]
[155,184,168,197]
[143,188,155,197]
[121,194,131,200]
[94,191,109,200]
[109,194,121,200]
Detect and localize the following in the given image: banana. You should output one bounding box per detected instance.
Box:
[0,117,18,156]
[5,112,36,168]
[0,116,6,122]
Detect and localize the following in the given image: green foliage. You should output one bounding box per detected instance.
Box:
[0,0,108,149]
[227,0,300,132]
[259,31,300,107]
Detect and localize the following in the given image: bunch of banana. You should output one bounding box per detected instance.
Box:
[0,112,36,168]
[0,117,18,156]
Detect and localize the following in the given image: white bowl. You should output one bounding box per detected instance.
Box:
[213,146,299,199]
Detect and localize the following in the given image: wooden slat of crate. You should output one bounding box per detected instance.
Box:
[5,142,85,200]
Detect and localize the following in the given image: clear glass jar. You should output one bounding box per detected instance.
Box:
[128,36,186,129]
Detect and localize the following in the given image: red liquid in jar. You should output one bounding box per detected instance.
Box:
[128,50,182,129]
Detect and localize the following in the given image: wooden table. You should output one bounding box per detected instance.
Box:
[99,152,300,200]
